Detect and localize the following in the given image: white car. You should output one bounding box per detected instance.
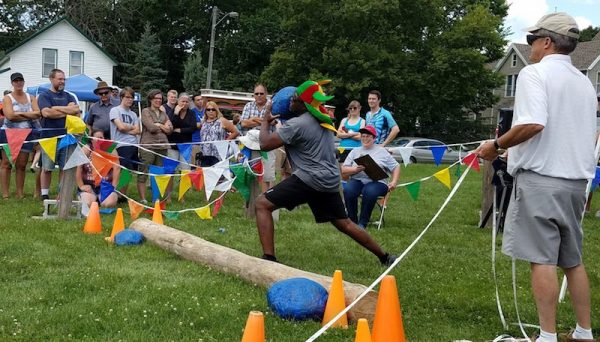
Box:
[387,137,462,164]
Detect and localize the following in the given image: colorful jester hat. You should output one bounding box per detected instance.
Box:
[296,80,336,132]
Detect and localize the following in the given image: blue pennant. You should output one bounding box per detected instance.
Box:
[177,143,193,163]
[100,179,115,203]
[149,165,165,202]
[430,146,447,166]
[592,166,600,191]
[57,134,77,150]
[163,157,179,174]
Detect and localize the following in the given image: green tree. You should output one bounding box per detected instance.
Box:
[183,50,208,94]
[121,23,168,96]
[579,25,600,42]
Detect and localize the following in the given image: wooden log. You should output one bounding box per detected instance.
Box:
[130,218,378,322]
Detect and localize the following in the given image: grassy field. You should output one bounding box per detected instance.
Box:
[0,163,598,341]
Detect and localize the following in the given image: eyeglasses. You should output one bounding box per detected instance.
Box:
[347,107,359,111]
[254,92,265,96]
[152,97,162,100]
[206,108,217,112]
[98,91,109,96]
[526,34,550,46]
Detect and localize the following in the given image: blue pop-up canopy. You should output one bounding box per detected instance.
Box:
[26,74,141,102]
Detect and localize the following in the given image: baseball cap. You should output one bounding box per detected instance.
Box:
[10,72,24,82]
[358,125,377,137]
[523,12,580,39]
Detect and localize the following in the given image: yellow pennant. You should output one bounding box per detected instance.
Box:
[178,170,192,201]
[194,206,212,220]
[337,147,345,154]
[154,175,171,197]
[39,137,58,162]
[434,168,452,189]
[65,115,86,134]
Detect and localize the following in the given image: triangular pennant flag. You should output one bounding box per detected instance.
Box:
[154,175,171,197]
[194,206,212,220]
[213,158,230,170]
[117,168,132,190]
[240,146,252,161]
[251,159,263,182]
[462,153,480,172]
[260,151,268,160]
[591,166,600,190]
[203,166,225,201]
[65,115,86,134]
[163,211,180,220]
[91,153,112,177]
[231,164,255,201]
[398,147,413,167]
[162,157,179,175]
[455,164,462,177]
[229,141,240,158]
[143,200,166,214]
[214,178,234,192]
[178,170,192,201]
[93,139,116,152]
[5,128,31,162]
[189,169,204,190]
[100,180,115,203]
[430,146,447,166]
[149,165,165,202]
[39,137,58,162]
[128,199,144,220]
[212,197,224,217]
[63,145,89,170]
[97,150,120,163]
[176,143,193,163]
[81,129,90,145]
[433,168,452,189]
[57,134,77,150]
[2,144,13,166]
[405,181,421,201]
[214,141,229,161]
[337,147,345,154]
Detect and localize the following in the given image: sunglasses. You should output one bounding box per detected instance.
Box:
[254,92,265,96]
[98,91,110,96]
[347,107,359,111]
[526,34,550,46]
[123,96,134,99]
[206,108,217,112]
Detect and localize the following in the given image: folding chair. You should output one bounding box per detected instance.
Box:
[370,191,391,230]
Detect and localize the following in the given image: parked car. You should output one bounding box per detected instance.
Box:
[387,137,461,164]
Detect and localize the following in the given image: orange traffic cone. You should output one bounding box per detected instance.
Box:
[152,200,163,224]
[109,208,125,241]
[83,201,102,234]
[371,275,405,342]
[355,318,372,342]
[321,270,348,328]
[241,310,265,342]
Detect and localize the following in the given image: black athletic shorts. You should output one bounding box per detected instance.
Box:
[264,174,348,223]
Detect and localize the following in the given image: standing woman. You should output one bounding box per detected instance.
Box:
[137,89,172,204]
[1,72,41,199]
[336,100,365,162]
[199,101,239,167]
[167,93,196,169]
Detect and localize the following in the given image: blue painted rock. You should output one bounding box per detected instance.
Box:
[271,86,296,119]
[114,229,144,246]
[267,278,328,320]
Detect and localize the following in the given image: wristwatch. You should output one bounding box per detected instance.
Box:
[493,139,506,154]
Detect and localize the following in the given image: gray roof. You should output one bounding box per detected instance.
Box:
[511,34,600,70]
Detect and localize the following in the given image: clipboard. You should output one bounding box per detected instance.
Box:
[354,154,388,181]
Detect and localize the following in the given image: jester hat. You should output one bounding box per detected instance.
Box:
[296,80,336,132]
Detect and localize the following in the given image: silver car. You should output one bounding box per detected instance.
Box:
[387,137,462,164]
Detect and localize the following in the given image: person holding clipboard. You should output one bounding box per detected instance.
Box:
[342,125,400,228]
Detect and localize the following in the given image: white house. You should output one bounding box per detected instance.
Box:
[0,17,117,93]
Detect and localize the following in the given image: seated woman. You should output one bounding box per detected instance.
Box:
[76,130,120,208]
[341,125,400,228]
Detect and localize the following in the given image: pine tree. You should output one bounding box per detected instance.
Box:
[182,49,208,94]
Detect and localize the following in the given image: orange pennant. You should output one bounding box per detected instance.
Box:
[128,199,144,220]
[5,128,32,162]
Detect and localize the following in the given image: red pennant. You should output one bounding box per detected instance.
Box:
[462,153,480,172]
[212,197,224,217]
[93,139,115,152]
[251,160,263,182]
[5,128,32,162]
[143,200,166,214]
[189,169,204,190]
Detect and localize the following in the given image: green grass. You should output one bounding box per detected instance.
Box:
[0,164,598,341]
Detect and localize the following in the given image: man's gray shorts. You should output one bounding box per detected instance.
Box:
[502,170,587,268]
[41,144,69,171]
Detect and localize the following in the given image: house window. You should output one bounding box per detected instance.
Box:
[42,49,57,77]
[511,54,517,67]
[69,51,84,76]
[505,74,518,97]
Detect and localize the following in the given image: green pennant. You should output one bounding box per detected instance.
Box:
[1,144,13,166]
[260,151,268,160]
[405,181,421,201]
[106,142,117,153]
[454,164,462,178]
[231,165,255,201]
[81,129,90,145]
[163,212,180,220]
[117,169,132,190]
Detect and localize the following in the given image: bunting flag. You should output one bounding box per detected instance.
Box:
[91,153,112,177]
[100,180,114,203]
[117,168,132,190]
[240,146,252,161]
[214,140,229,161]
[93,139,117,152]
[592,166,600,190]
[81,130,90,145]
[405,181,421,201]
[162,157,179,174]
[57,134,77,150]
[65,115,86,134]
[128,199,144,219]
[398,147,413,167]
[433,168,452,189]
[5,128,31,162]
[163,212,180,220]
[177,143,193,163]
[1,144,13,165]
[212,197,224,217]
[195,206,212,220]
[251,159,263,182]
[229,141,240,158]
[178,170,192,201]
[231,164,255,201]
[455,164,462,177]
[214,178,234,192]
[39,137,58,162]
[337,147,345,154]
[462,153,480,172]
[63,145,89,170]
[260,151,268,160]
[430,146,447,166]
[188,169,204,190]
[149,165,165,202]
[144,200,166,214]
[203,166,225,201]
[154,175,171,197]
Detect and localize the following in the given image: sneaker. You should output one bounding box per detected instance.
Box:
[379,253,397,267]
[140,199,148,205]
[117,196,127,204]
[559,330,596,342]
[261,254,278,263]
[41,194,50,201]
